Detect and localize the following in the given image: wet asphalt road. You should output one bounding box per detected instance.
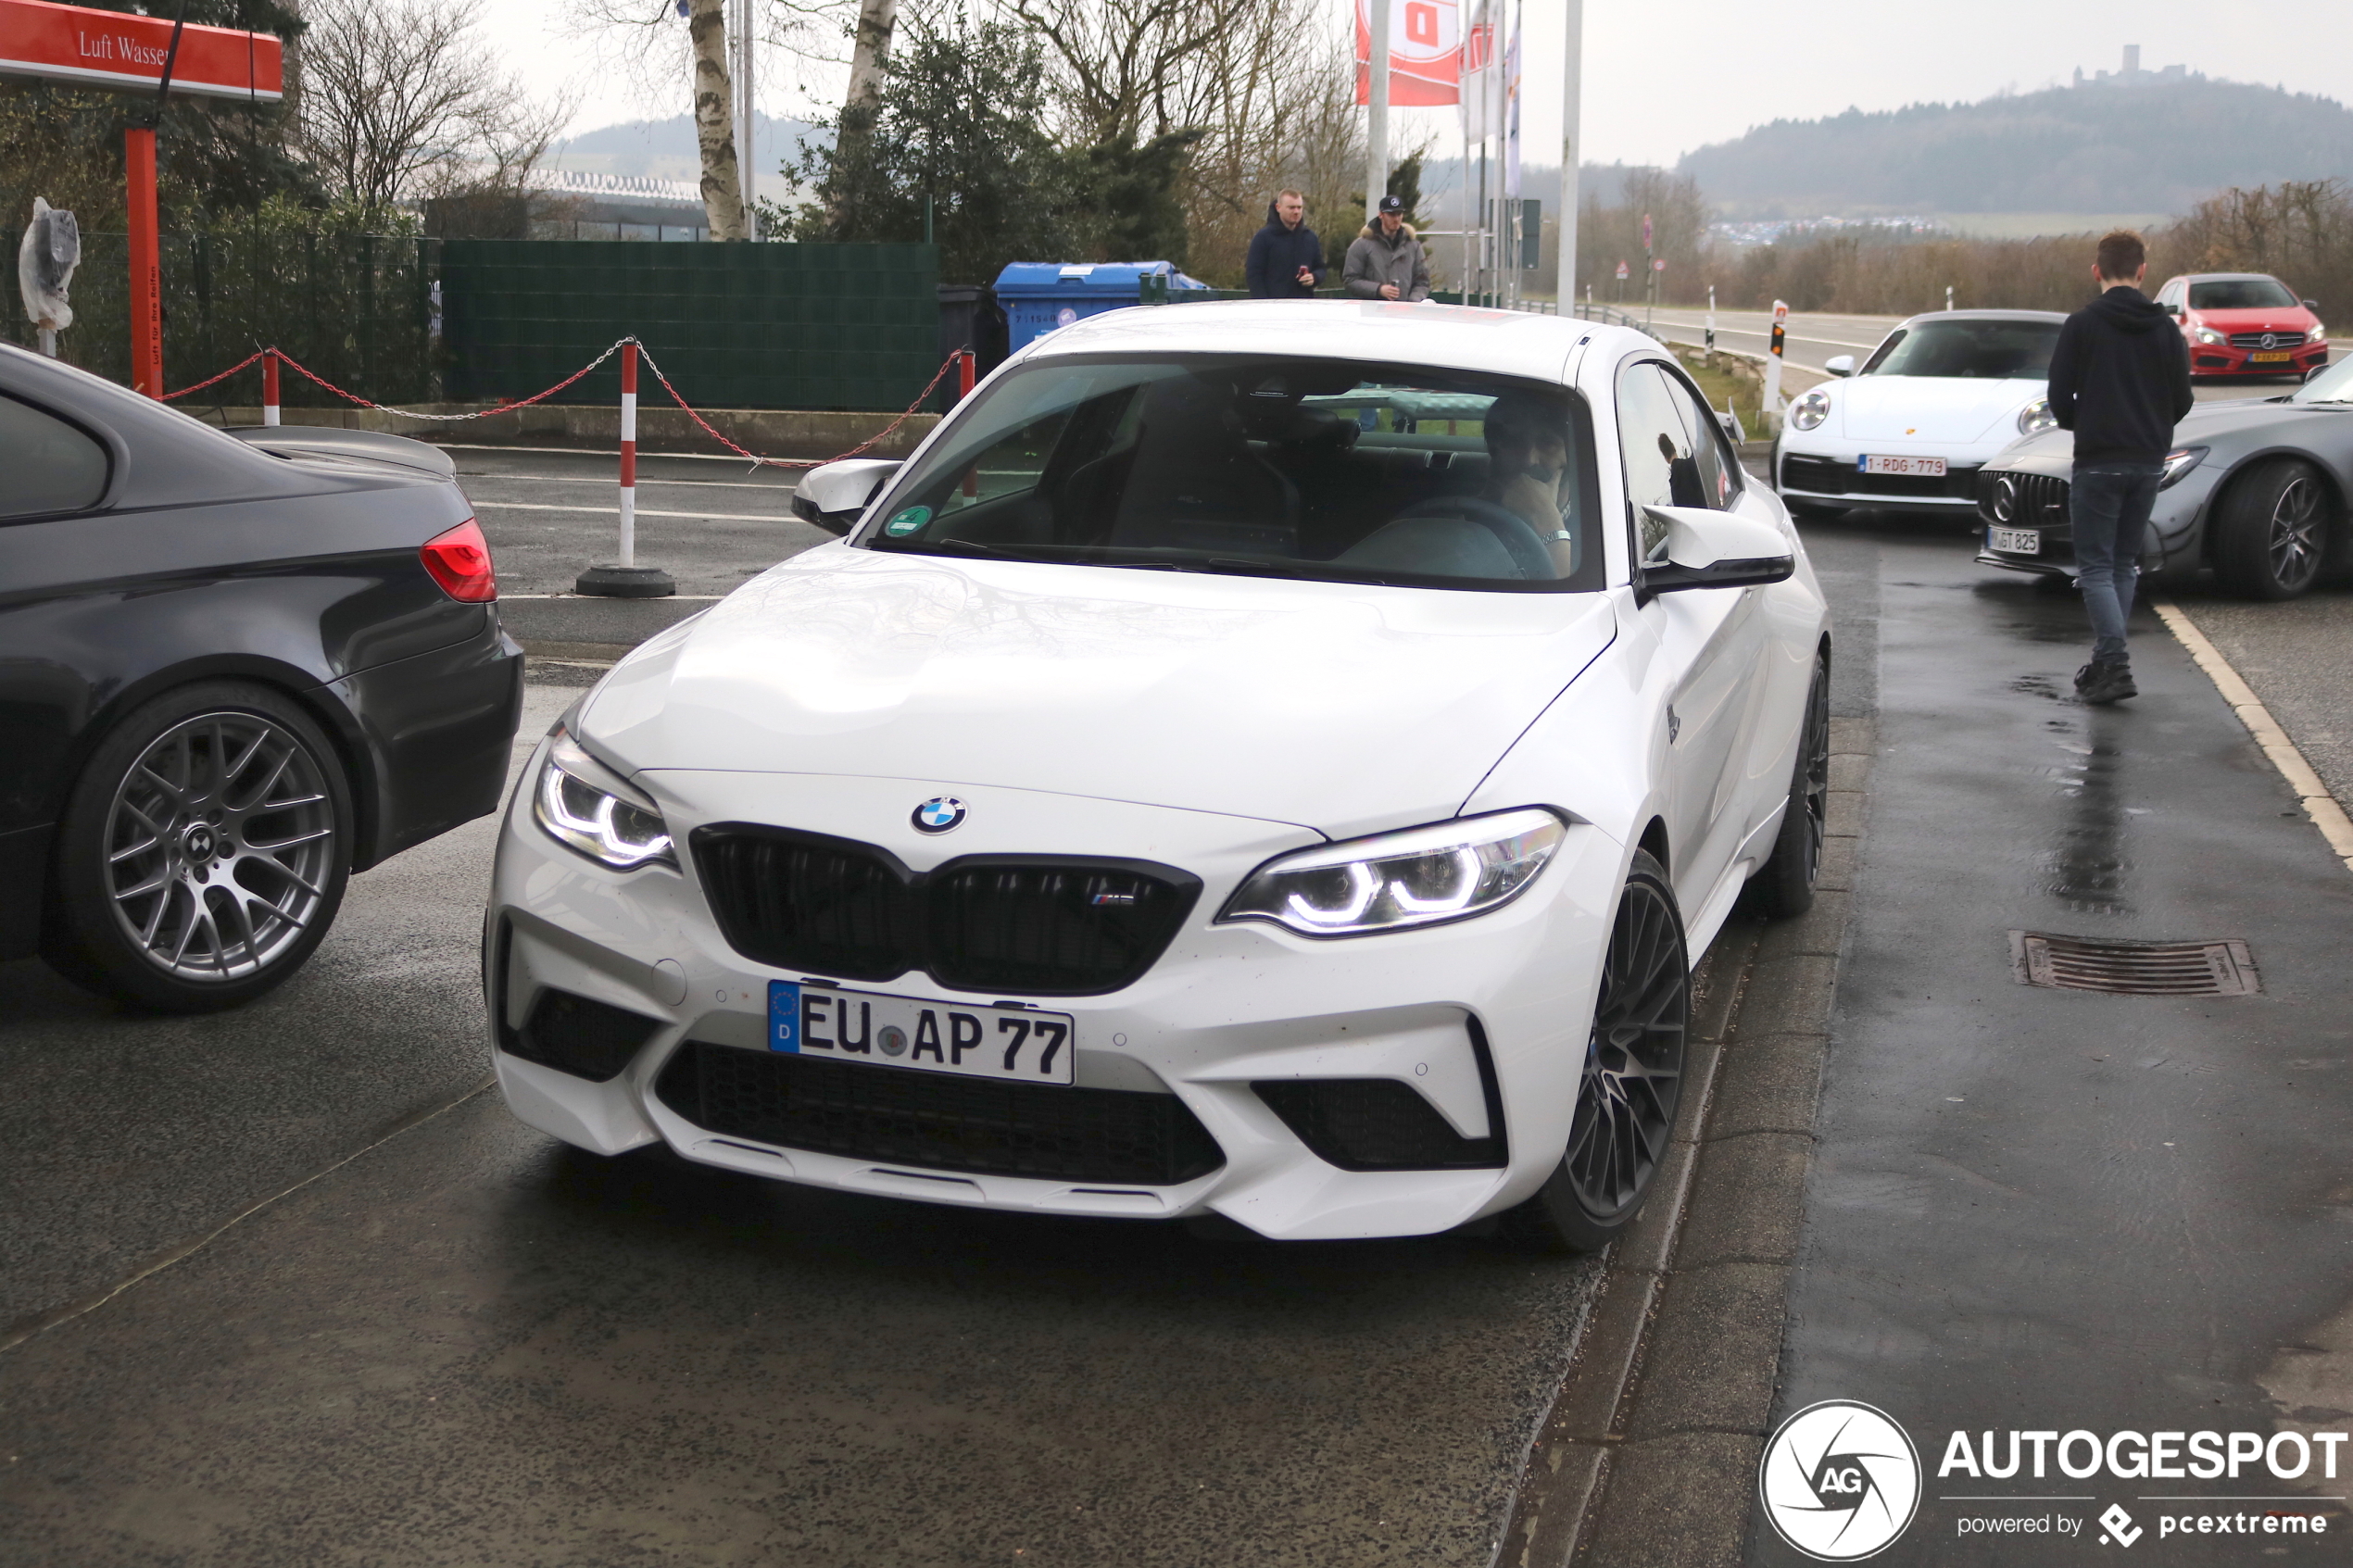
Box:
[1757,518,2353,1562]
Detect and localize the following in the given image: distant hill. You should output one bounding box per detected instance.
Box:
[1680,79,2353,219]
[547,112,827,185]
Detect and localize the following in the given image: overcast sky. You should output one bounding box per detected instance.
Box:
[478,0,2353,170]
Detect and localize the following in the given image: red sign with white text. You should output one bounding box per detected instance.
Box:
[0,0,283,101]
[1354,0,1462,107]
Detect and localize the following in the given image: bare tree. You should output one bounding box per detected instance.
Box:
[295,0,567,212]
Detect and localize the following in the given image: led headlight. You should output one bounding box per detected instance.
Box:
[1789,388,1831,432]
[533,725,675,870]
[2195,326,2226,346]
[2310,323,2329,345]
[2016,397,2057,435]
[2158,445,2208,490]
[1219,809,1566,937]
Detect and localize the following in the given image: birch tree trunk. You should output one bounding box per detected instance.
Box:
[687,0,747,241]
[826,0,898,229]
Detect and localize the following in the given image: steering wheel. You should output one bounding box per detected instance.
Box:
[1384,495,1558,580]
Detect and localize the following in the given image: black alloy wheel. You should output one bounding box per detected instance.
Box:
[1502,849,1690,1252]
[2212,459,2333,600]
[1744,649,1831,918]
[44,681,352,1012]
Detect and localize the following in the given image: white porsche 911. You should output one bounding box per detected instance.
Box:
[484,303,1831,1249]
[1775,309,2066,519]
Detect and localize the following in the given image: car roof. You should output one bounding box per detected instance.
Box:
[2175,272,2285,282]
[1014,299,1637,384]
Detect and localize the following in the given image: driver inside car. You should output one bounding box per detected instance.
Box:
[1481,392,1580,575]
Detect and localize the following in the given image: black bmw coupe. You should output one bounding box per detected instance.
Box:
[2,343,522,1010]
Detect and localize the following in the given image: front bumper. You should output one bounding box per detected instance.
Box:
[1972,462,2223,578]
[484,761,1626,1240]
[1775,445,1986,515]
[2190,341,2327,377]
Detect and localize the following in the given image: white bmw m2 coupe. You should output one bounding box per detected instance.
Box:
[484,303,1831,1249]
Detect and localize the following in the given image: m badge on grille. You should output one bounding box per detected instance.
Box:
[912,797,967,834]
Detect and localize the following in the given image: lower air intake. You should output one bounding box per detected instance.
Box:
[500,988,665,1082]
[655,1041,1226,1185]
[1253,1078,1505,1171]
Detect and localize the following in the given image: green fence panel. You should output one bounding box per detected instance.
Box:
[0,229,435,408]
[437,241,942,412]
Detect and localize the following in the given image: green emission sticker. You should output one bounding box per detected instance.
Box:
[884,506,931,536]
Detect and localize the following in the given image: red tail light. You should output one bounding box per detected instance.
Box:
[421,518,497,602]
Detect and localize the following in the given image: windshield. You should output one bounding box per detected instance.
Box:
[858,355,1604,591]
[2291,356,2353,404]
[2189,278,2298,310]
[1860,319,2061,380]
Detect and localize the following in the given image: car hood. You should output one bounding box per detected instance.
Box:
[579,545,1619,839]
[1986,396,2323,478]
[1833,375,2044,445]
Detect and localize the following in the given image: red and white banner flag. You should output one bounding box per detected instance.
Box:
[1355,0,1463,108]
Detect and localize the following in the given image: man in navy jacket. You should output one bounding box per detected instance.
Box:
[2046,229,2195,704]
[1246,191,1326,299]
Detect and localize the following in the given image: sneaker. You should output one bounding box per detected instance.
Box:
[2077,656,2137,705]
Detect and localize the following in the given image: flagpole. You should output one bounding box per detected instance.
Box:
[1365,0,1391,225]
[1557,0,1580,313]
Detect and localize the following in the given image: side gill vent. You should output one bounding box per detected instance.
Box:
[2008,932,2260,997]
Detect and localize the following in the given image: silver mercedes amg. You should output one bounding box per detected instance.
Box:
[1977,356,2352,600]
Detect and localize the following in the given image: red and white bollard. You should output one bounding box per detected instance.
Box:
[575,339,674,596]
[261,348,281,427]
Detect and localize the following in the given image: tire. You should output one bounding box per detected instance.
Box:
[42,682,353,1012]
[1500,849,1690,1253]
[2211,458,2333,600]
[1744,649,1831,919]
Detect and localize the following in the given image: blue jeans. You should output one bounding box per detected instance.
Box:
[2070,463,2162,659]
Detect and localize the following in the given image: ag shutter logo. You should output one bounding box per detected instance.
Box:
[1760,1400,1923,1561]
[912,797,967,834]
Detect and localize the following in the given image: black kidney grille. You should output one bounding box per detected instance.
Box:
[692,826,1200,996]
[656,1041,1225,1185]
[928,865,1189,991]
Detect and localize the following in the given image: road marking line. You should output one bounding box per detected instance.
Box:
[2154,599,2353,872]
[472,500,799,522]
[0,1081,492,1356]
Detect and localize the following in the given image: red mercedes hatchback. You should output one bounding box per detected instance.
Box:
[2156,272,2329,380]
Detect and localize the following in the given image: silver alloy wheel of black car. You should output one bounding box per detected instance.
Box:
[1501,850,1690,1252]
[104,710,340,980]
[2265,475,2326,587]
[2213,458,2333,600]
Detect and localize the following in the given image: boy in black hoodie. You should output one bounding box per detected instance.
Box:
[1245,191,1326,299]
[2045,229,2195,704]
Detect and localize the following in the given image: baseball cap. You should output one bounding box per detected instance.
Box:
[1378,194,1405,214]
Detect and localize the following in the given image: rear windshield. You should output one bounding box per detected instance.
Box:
[2189,279,2298,310]
[857,355,1604,592]
[1861,320,2061,380]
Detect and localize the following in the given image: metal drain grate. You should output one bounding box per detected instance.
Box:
[2008,932,2260,996]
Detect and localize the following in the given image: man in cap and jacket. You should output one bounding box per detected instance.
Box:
[1344,194,1431,302]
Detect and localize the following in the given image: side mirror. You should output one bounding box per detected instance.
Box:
[1716,405,1746,445]
[792,458,901,536]
[2305,299,2321,311]
[1824,354,1855,378]
[1639,505,1796,595]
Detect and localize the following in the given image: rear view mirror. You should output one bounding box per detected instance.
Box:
[1638,505,1796,595]
[792,458,901,535]
[2162,302,2182,316]
[1824,355,1855,378]
[2305,299,2321,311]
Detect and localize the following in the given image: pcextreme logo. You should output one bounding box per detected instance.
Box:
[1760,1400,1924,1561]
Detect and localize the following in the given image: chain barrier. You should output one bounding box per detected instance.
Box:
[160,338,963,467]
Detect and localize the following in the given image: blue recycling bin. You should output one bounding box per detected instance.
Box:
[994,261,1209,351]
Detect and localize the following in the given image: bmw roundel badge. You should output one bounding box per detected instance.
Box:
[912,797,967,834]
